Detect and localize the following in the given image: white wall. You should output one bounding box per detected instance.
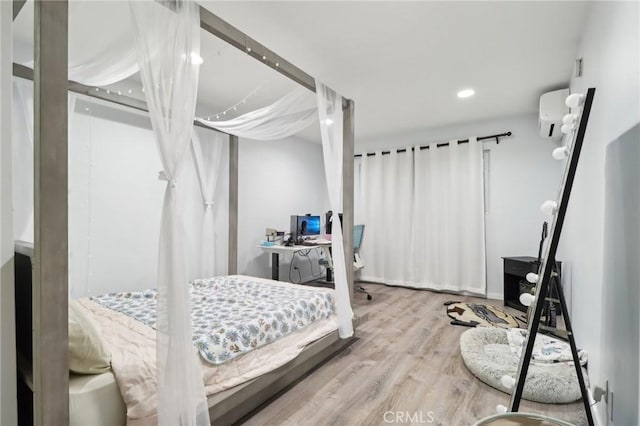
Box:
[600,124,639,426]
[557,1,640,423]
[0,1,17,424]
[13,91,329,295]
[358,114,564,300]
[238,137,329,283]
[12,79,34,244]
[70,104,330,290]
[64,97,230,297]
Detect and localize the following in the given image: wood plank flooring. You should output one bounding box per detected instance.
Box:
[242,283,588,426]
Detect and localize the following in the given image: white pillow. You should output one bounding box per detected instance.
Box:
[68,299,111,374]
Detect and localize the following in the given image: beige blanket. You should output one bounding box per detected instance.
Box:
[77,298,337,425]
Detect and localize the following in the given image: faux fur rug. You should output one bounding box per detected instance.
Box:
[460,328,588,404]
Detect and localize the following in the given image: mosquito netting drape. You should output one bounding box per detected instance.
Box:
[315,81,354,338]
[17,1,139,86]
[129,1,209,424]
[191,127,226,277]
[195,87,318,140]
[12,79,81,299]
[195,84,355,338]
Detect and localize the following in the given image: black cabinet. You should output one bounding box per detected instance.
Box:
[502,256,561,313]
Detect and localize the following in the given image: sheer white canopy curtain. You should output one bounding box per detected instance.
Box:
[357,139,486,295]
[196,87,318,140]
[13,78,90,297]
[196,80,354,338]
[191,128,225,278]
[130,1,209,425]
[315,80,354,339]
[19,1,139,86]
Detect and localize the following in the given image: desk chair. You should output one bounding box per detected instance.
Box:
[319,225,372,300]
[353,224,372,300]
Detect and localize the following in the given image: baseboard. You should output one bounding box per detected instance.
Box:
[486,292,503,302]
[588,388,607,426]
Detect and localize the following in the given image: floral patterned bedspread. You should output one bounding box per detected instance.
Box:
[91,275,336,365]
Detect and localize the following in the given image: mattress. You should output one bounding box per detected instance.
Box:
[75,275,338,425]
[70,314,335,426]
[69,372,126,426]
[91,275,336,365]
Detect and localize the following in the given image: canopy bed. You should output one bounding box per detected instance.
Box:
[12,1,357,424]
[16,244,359,425]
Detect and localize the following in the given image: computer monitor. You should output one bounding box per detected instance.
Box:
[290,215,321,244]
[298,215,321,236]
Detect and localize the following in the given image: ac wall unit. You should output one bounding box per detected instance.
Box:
[538,88,569,140]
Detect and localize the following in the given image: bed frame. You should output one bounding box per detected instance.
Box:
[209,321,360,425]
[14,241,362,425]
[11,2,356,424]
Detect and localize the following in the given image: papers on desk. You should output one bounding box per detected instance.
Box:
[314,238,331,245]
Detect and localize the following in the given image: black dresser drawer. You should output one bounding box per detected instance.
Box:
[504,257,538,277]
[502,256,561,313]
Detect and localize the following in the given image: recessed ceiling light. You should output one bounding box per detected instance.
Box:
[457,88,475,98]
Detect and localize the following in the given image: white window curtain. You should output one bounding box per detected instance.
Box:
[358,139,486,295]
[195,87,317,140]
[315,80,353,338]
[357,149,414,285]
[191,127,225,277]
[129,1,209,425]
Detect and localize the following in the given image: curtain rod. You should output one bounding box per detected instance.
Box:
[354,131,512,158]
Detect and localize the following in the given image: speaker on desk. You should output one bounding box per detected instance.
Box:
[325,211,342,235]
[290,215,299,245]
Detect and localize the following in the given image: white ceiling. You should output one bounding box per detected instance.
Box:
[12,1,591,143]
[201,1,590,142]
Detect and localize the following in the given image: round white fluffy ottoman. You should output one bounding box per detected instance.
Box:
[460,328,587,404]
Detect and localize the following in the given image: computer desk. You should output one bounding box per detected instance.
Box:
[258,244,320,281]
[314,240,334,281]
